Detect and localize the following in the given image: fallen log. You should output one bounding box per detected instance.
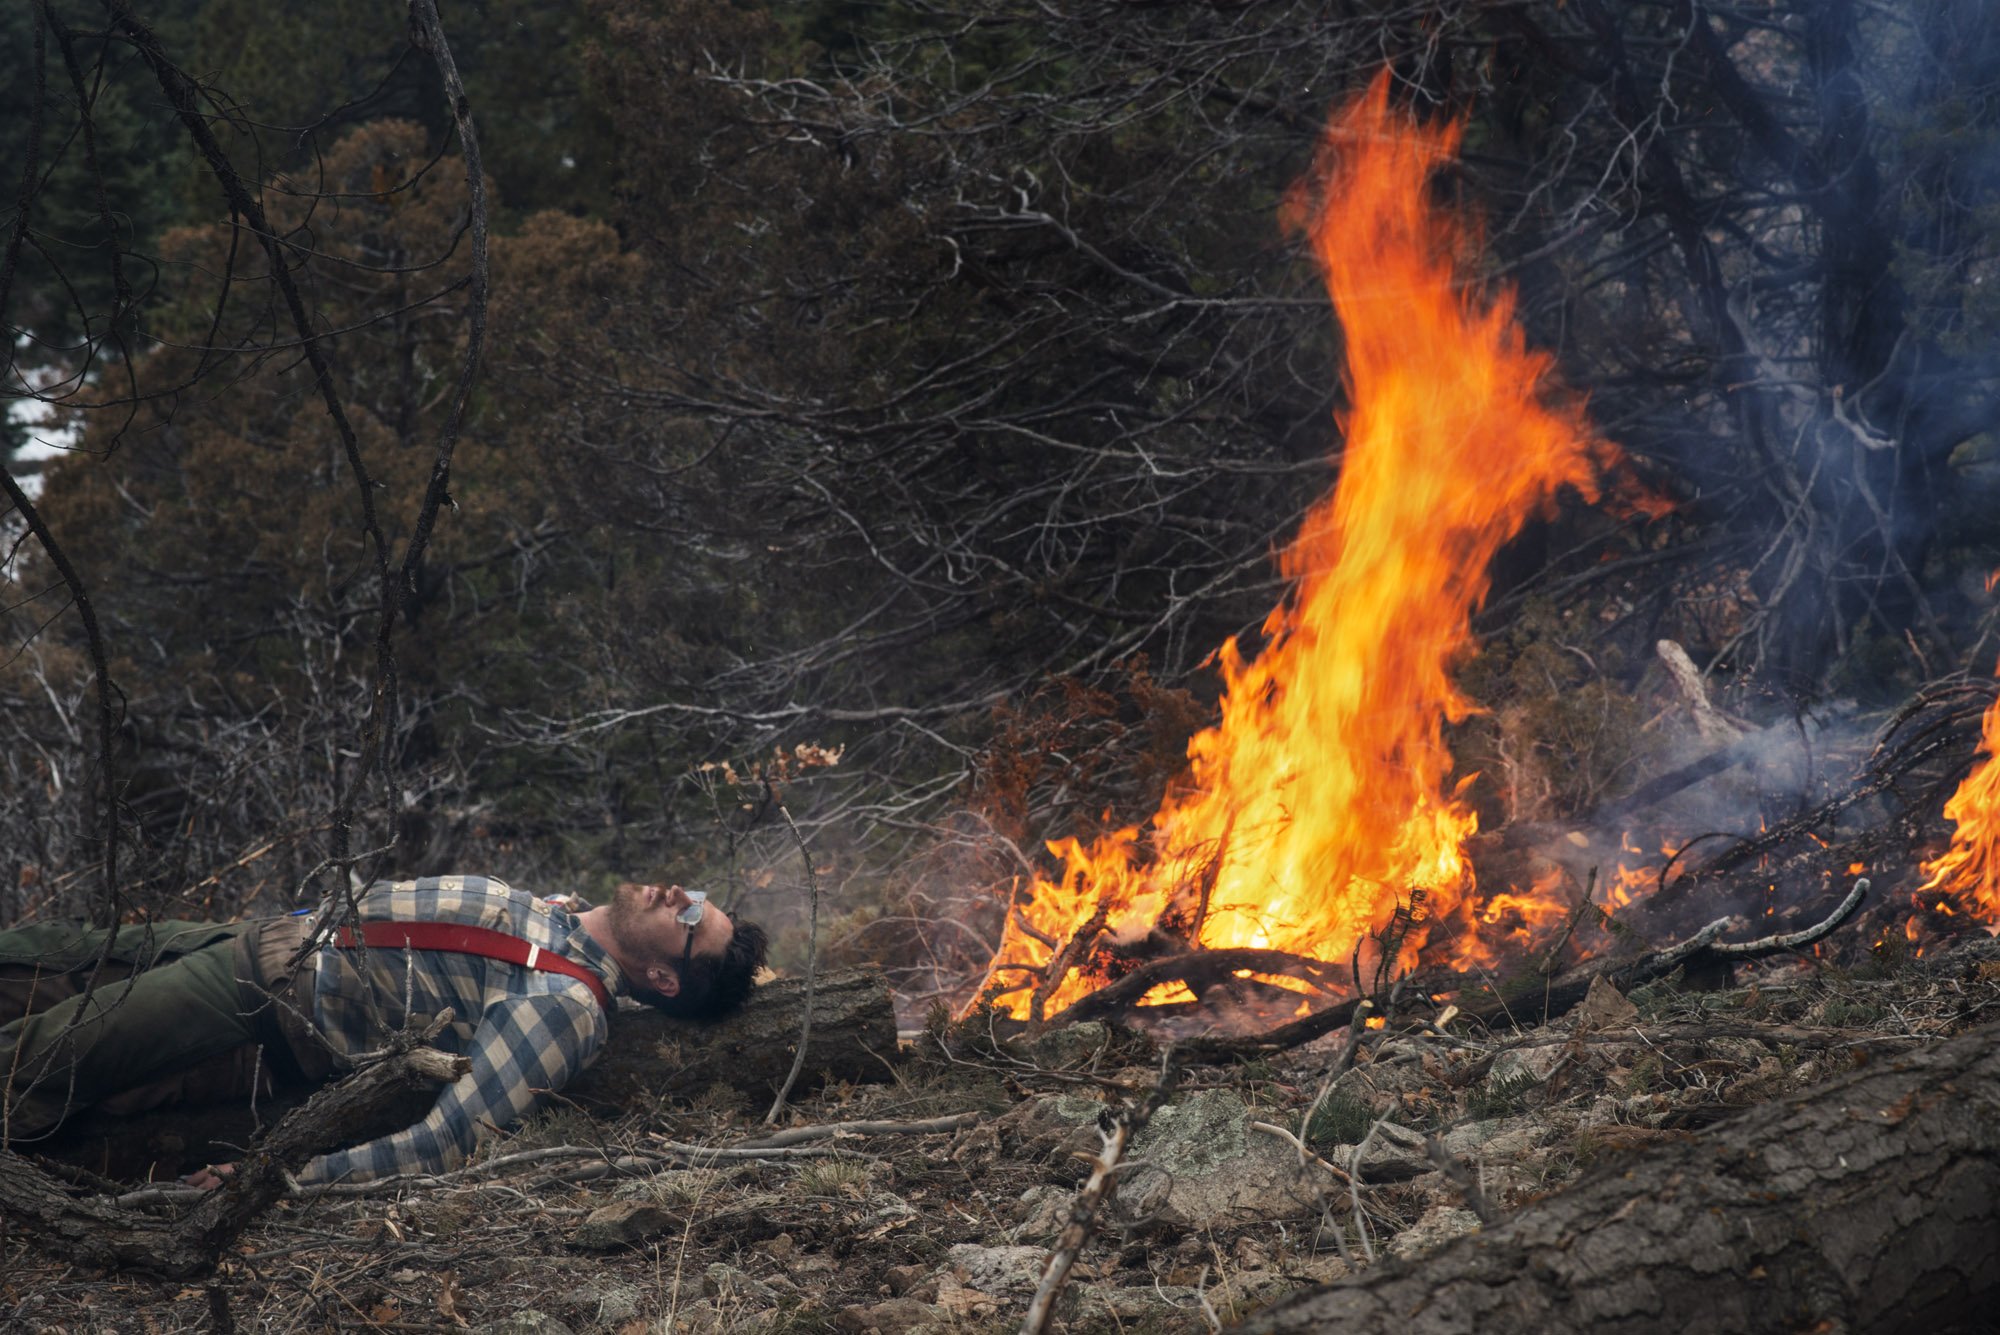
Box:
[1233,1017,2000,1335]
[566,966,898,1111]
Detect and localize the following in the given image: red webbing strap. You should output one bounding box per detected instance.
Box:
[332,920,612,1012]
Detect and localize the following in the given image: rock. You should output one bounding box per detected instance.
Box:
[1326,1120,1431,1181]
[1076,1285,1202,1323]
[1119,1088,1324,1225]
[1009,1020,1113,1068]
[570,1200,676,1250]
[473,1312,575,1335]
[883,1264,930,1296]
[561,1280,643,1326]
[944,1243,1047,1297]
[704,1263,780,1306]
[1489,1044,1566,1086]
[832,1297,943,1334]
[1012,1184,1071,1242]
[1441,1118,1544,1160]
[1386,1204,1482,1259]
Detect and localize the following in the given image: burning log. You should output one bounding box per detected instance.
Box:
[1044,947,1346,1027]
[1232,1015,2000,1335]
[1454,879,1868,1032]
[1164,883,1869,1068]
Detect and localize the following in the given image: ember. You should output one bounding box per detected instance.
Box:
[973,75,1646,1019]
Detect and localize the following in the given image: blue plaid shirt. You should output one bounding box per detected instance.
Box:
[300,875,627,1184]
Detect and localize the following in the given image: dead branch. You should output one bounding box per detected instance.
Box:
[1708,877,1867,956]
[1020,1046,1182,1335]
[1029,903,1109,1029]
[734,1112,982,1150]
[1046,947,1347,1028]
[765,790,823,1123]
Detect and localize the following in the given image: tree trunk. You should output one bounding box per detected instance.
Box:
[568,967,899,1110]
[1234,1021,2000,1335]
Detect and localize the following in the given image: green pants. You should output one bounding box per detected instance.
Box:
[0,920,269,1144]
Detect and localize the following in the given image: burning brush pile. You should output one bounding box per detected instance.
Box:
[964,76,2000,1038]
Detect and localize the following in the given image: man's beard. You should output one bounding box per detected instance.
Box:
[606,882,641,936]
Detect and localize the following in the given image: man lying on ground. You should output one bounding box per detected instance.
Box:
[0,874,768,1184]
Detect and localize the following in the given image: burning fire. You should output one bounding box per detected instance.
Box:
[1919,671,2000,927]
[973,74,1636,1019]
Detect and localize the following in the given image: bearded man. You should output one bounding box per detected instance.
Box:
[0,874,767,1184]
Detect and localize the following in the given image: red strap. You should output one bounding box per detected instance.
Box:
[333,920,612,1012]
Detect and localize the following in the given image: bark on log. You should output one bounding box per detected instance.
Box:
[1233,1021,2000,1335]
[567,967,898,1111]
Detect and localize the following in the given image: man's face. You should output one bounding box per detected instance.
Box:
[610,882,735,997]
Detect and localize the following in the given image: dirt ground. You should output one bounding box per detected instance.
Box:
[6,932,1998,1335]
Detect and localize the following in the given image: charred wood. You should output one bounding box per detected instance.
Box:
[1044,948,1347,1028]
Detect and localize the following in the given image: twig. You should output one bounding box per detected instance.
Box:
[1019,1046,1182,1335]
[1249,1121,1352,1186]
[734,1112,982,1149]
[1708,878,1868,957]
[1539,868,1597,976]
[765,787,820,1123]
[1294,1000,1374,1171]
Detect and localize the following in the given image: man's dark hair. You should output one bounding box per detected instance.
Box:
[633,918,769,1021]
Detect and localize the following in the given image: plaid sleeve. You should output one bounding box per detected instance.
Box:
[297,990,605,1185]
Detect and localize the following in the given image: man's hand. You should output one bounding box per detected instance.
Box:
[180,1161,236,1190]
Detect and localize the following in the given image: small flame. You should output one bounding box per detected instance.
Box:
[1918,664,2000,925]
[972,74,1629,1017]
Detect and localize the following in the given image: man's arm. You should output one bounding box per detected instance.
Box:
[296,990,605,1185]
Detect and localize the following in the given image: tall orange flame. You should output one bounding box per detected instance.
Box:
[1919,673,2000,926]
[975,75,1625,1018]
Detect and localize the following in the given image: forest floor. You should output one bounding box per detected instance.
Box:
[5,933,1999,1335]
